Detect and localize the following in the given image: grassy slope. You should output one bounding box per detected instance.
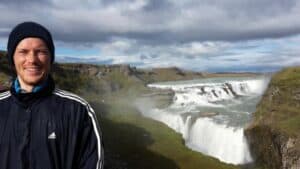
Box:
[94,99,239,169]
[251,67,300,136]
[0,51,12,88]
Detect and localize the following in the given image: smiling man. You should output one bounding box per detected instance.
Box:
[13,37,51,92]
[0,22,104,169]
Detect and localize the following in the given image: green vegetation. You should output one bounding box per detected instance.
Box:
[51,63,93,94]
[0,51,12,89]
[251,67,300,137]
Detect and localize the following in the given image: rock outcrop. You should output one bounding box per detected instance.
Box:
[246,125,300,169]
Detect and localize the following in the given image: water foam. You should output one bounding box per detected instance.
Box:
[187,117,252,164]
[139,108,252,164]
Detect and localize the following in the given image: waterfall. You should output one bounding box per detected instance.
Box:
[187,118,252,164]
[138,76,270,165]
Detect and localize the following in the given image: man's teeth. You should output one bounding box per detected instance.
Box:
[26,67,40,71]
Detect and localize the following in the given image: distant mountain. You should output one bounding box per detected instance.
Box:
[56,56,114,65]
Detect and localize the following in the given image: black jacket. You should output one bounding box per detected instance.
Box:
[0,77,104,169]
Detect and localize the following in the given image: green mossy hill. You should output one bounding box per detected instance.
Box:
[138,66,259,83]
[138,67,204,83]
[50,63,209,101]
[245,67,300,169]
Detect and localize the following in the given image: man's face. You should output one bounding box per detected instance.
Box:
[13,37,51,88]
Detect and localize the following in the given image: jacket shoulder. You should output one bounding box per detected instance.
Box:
[0,91,11,101]
[52,88,90,107]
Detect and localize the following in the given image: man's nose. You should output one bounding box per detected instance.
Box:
[26,51,38,62]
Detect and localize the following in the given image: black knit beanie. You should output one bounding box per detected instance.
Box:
[7,21,55,66]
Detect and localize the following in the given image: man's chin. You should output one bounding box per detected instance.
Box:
[24,77,46,86]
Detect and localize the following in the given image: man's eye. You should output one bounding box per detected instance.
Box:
[38,50,49,55]
[17,50,27,54]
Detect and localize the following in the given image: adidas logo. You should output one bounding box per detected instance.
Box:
[48,132,56,139]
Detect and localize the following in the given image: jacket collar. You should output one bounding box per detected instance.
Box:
[10,75,55,107]
[13,77,48,94]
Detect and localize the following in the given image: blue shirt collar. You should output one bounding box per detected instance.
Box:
[14,77,48,94]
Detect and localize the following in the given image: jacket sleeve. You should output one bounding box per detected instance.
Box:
[76,104,104,169]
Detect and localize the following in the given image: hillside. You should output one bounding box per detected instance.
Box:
[245,67,300,169]
[0,50,12,90]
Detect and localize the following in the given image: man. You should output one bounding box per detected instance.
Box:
[0,22,104,169]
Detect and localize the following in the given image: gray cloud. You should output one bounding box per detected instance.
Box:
[142,0,172,11]
[0,0,300,45]
[0,0,50,5]
[1,0,300,72]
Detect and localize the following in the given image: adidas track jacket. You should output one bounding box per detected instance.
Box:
[0,77,104,169]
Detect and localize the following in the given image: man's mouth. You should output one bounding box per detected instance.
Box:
[24,67,42,74]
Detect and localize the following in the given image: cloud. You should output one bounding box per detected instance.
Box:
[1,0,300,72]
[83,35,300,72]
[1,0,300,44]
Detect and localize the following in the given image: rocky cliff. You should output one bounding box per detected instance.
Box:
[245,67,300,169]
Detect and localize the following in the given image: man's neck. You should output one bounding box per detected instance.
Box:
[16,77,48,93]
[18,82,33,93]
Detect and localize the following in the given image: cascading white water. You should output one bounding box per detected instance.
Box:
[136,76,270,165]
[187,118,252,164]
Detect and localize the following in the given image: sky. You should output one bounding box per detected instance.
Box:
[1,0,300,72]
